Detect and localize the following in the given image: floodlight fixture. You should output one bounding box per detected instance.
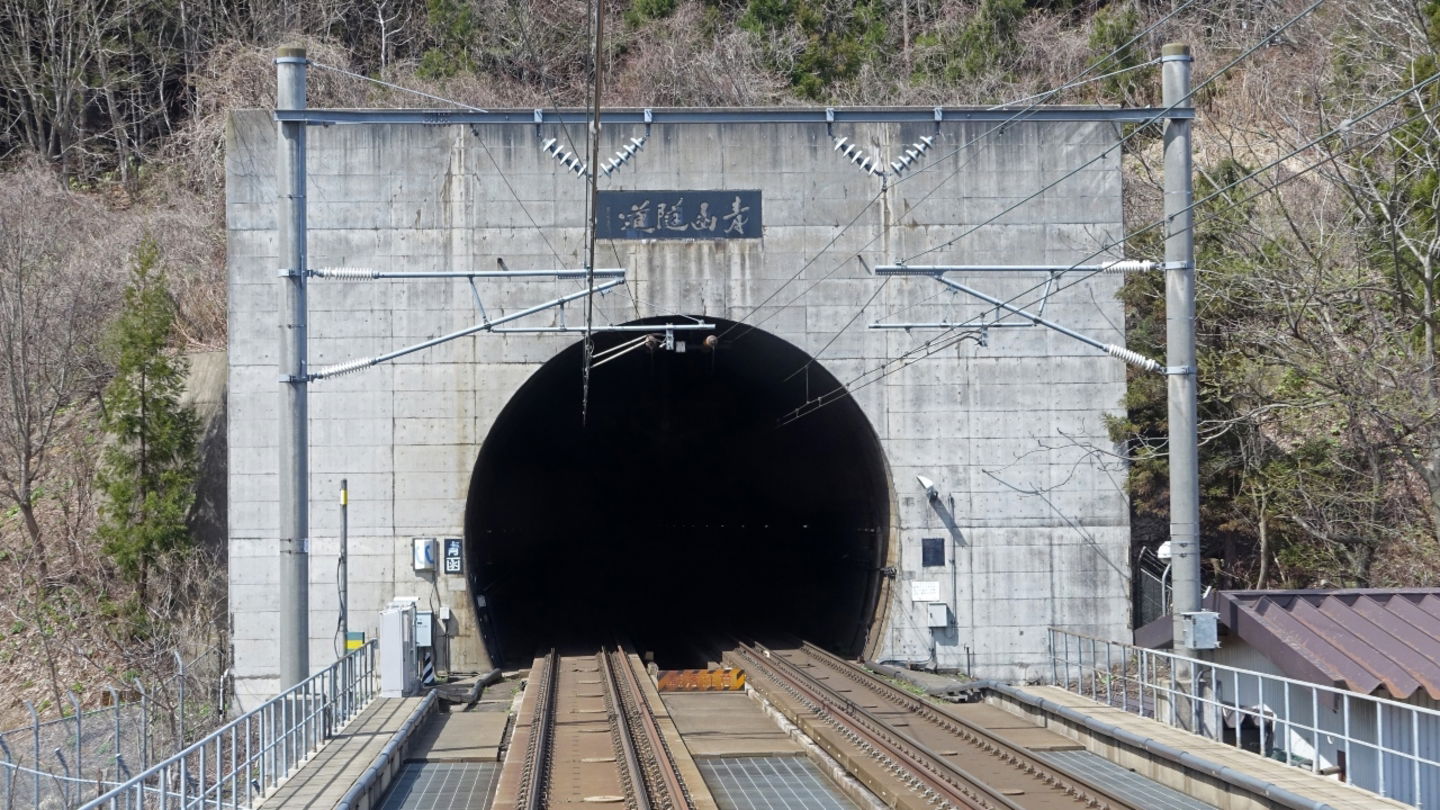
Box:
[915,475,939,501]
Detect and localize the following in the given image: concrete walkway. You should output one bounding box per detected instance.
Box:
[407,710,508,762]
[257,698,426,810]
[1012,686,1410,810]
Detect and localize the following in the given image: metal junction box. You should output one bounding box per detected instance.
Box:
[926,602,951,628]
[415,610,434,648]
[379,602,418,697]
[1180,610,1220,650]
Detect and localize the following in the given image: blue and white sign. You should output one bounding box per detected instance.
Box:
[443,538,463,575]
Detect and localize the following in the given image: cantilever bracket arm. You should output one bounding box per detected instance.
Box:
[305,278,626,381]
[870,269,1167,374]
[308,267,627,280]
[875,260,1161,275]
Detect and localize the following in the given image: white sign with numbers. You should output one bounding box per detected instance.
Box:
[911,581,940,601]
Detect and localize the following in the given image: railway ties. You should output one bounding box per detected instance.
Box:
[726,641,1144,810]
[502,645,696,810]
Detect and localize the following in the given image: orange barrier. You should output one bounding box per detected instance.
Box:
[656,668,747,692]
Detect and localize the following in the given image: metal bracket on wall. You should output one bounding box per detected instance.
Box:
[275,107,1195,127]
[868,263,1168,373]
[304,270,630,381]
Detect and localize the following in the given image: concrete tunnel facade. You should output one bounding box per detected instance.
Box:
[225,108,1133,708]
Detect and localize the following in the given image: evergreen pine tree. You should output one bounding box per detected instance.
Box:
[97,239,199,611]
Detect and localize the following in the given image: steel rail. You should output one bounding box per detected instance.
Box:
[797,641,1141,810]
[607,645,693,810]
[520,650,558,810]
[599,648,653,810]
[731,641,1025,810]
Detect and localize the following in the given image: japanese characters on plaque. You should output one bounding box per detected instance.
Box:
[598,190,762,240]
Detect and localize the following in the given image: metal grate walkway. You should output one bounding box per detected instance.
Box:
[698,756,859,810]
[1036,750,1216,810]
[377,762,501,810]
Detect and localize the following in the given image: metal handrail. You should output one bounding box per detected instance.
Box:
[79,642,378,810]
[1048,627,1440,808]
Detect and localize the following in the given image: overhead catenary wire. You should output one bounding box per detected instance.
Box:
[322,25,671,340]
[779,66,1440,427]
[318,4,1193,359]
[309,61,491,112]
[800,0,1327,363]
[895,0,1326,267]
[779,329,986,426]
[783,267,891,383]
[799,106,1435,429]
[958,80,1436,383]
[309,61,568,270]
[306,0,1306,397]
[945,66,1440,353]
[724,0,1203,357]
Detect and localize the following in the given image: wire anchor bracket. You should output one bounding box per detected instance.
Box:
[306,277,627,381]
[870,266,1167,373]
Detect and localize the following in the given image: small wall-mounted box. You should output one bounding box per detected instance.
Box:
[412,537,437,572]
[926,602,951,628]
[1181,610,1221,650]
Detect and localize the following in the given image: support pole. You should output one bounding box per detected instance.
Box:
[1163,43,1200,660]
[276,45,310,690]
[340,479,348,654]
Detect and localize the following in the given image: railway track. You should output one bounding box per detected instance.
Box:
[513,645,695,810]
[727,640,1143,810]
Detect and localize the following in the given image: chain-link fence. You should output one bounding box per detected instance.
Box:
[0,648,228,810]
[1133,545,1170,628]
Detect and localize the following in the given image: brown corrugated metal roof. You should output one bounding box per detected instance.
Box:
[1135,589,1440,700]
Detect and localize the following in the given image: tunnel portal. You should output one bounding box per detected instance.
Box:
[464,318,892,666]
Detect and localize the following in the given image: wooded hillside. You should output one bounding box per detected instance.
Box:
[0,0,1437,723]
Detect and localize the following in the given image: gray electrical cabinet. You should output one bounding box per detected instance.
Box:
[1180,610,1221,650]
[926,602,951,628]
[379,602,418,697]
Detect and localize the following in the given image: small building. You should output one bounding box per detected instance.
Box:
[1135,589,1440,806]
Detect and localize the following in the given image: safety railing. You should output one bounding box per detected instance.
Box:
[1049,627,1440,808]
[79,641,377,810]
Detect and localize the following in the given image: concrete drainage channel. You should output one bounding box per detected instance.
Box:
[343,672,513,810]
[337,692,441,810]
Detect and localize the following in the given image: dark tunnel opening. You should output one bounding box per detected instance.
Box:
[464,317,891,667]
